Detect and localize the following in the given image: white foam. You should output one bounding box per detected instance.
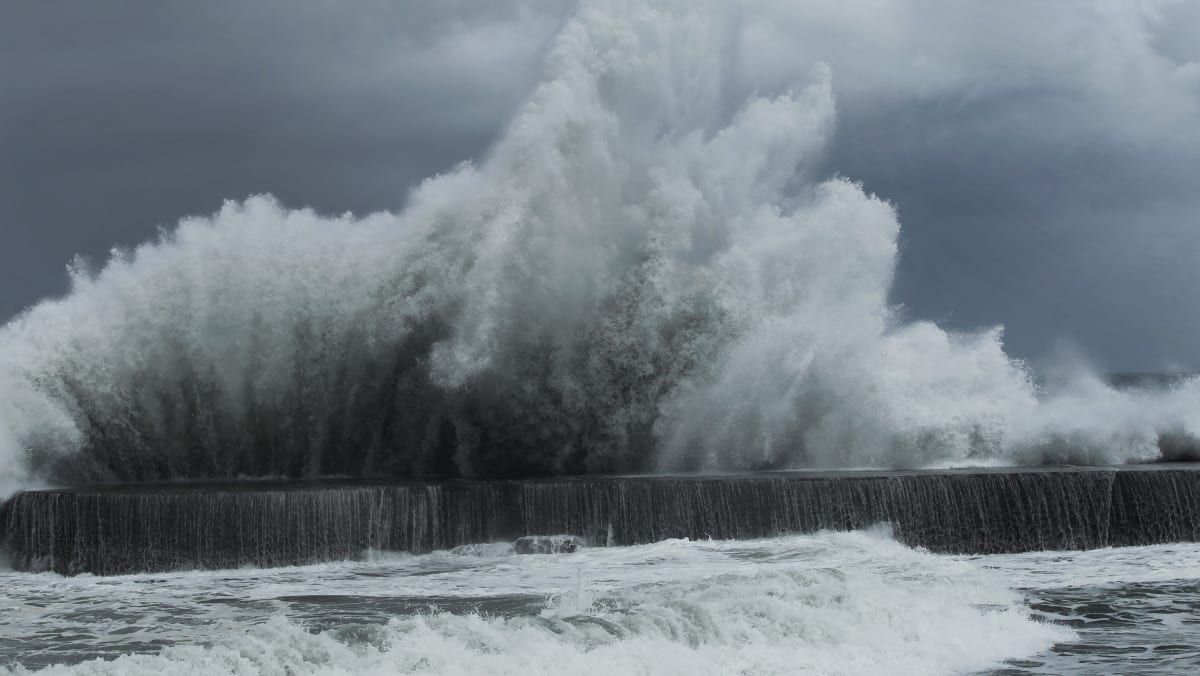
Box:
[971,541,1200,591]
[0,532,1072,675]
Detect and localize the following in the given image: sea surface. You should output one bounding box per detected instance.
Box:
[1,531,1197,675]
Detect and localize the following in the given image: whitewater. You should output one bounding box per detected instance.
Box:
[4,531,1200,674]
[1,0,1198,496]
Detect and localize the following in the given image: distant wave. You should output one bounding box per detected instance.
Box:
[1,0,1198,494]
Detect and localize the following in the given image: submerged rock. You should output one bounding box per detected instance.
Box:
[514,535,584,555]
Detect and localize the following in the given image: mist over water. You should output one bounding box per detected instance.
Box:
[1,0,1198,494]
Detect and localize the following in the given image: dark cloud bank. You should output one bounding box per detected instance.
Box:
[2,0,1198,371]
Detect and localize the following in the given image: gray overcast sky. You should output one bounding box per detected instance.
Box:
[2,0,1198,372]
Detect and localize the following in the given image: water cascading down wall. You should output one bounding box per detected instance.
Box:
[2,466,1198,575]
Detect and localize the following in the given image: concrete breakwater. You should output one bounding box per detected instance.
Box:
[2,465,1198,575]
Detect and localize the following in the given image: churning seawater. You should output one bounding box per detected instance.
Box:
[2,531,1196,675]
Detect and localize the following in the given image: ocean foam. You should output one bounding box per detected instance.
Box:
[0,532,1072,675]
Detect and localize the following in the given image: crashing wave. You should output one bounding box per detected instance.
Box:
[0,0,1197,493]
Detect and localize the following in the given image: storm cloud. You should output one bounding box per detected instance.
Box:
[2,0,1198,370]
